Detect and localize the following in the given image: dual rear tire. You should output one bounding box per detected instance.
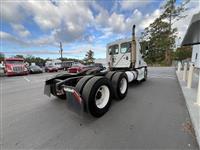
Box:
[76,76,112,117]
[110,72,128,100]
[75,72,128,117]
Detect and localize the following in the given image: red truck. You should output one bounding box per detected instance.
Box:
[4,58,28,76]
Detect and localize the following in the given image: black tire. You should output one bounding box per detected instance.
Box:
[86,68,101,75]
[75,75,94,94]
[111,72,128,100]
[105,71,116,80]
[82,76,112,118]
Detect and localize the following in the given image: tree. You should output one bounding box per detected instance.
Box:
[83,50,95,65]
[25,55,46,66]
[0,52,5,62]
[160,0,190,65]
[141,17,177,65]
[14,55,24,58]
[140,0,190,65]
[174,46,192,62]
[160,0,189,23]
[62,57,84,64]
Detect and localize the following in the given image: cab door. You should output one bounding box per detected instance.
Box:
[108,44,119,67]
[115,42,131,68]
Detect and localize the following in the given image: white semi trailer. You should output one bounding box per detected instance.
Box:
[44,25,147,117]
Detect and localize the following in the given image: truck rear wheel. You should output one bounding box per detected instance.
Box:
[82,76,112,118]
[105,71,116,80]
[111,72,128,100]
[75,75,94,94]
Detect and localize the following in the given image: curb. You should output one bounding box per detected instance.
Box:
[176,71,200,148]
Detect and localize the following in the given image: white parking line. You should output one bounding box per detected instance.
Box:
[23,76,30,82]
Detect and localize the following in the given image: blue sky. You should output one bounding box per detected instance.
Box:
[1,0,199,59]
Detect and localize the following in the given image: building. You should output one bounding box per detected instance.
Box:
[182,11,200,67]
[191,45,200,68]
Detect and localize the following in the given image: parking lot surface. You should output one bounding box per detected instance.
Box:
[1,67,199,149]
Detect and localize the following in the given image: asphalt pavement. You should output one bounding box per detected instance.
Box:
[0,67,199,149]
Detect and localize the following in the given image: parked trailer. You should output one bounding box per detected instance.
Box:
[44,25,147,117]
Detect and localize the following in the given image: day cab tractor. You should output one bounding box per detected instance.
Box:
[44,25,147,118]
[4,58,28,76]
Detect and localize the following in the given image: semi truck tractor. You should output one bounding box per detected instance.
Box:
[4,58,28,76]
[44,25,147,117]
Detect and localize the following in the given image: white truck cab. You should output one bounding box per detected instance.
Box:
[106,25,147,82]
[106,38,147,69]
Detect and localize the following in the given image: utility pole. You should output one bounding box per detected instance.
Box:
[59,42,63,61]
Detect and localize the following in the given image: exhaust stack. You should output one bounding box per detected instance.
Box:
[131,25,136,68]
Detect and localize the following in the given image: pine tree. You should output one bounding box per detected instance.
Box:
[140,0,190,65]
[0,52,5,62]
[83,50,95,65]
[161,0,190,65]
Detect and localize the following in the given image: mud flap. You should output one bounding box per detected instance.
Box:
[64,87,84,116]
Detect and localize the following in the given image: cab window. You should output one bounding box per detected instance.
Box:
[120,42,131,53]
[108,45,119,55]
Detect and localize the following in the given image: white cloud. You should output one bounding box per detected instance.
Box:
[0,31,28,46]
[21,1,61,30]
[95,8,110,28]
[1,31,55,47]
[42,1,94,42]
[2,0,154,46]
[11,24,30,37]
[139,9,161,29]
[120,0,152,10]
[95,8,127,34]
[1,1,25,23]
[125,9,143,31]
[99,28,113,39]
[2,0,94,44]
[86,35,96,43]
[95,7,144,37]
[2,0,199,51]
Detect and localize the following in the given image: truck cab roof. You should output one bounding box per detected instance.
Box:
[107,38,132,47]
[5,58,24,61]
